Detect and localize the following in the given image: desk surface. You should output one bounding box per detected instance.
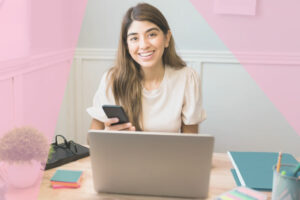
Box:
[38,153,272,200]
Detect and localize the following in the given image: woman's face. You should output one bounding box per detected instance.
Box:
[127,20,171,69]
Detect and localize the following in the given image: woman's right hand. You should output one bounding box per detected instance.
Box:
[104,118,136,131]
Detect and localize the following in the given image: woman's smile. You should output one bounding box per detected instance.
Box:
[138,50,155,60]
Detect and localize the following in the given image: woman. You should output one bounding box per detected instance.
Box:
[87,3,206,133]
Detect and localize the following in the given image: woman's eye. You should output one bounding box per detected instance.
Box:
[129,37,138,42]
[148,32,157,38]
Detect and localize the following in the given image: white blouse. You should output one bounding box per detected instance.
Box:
[87,65,206,133]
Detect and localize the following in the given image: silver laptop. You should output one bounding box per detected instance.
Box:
[88,130,214,198]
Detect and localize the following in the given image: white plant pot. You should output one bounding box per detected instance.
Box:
[0,160,42,189]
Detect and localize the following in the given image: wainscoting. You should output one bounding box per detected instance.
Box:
[0,49,73,140]
[56,48,238,144]
[57,48,300,155]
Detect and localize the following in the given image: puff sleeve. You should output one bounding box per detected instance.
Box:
[86,72,115,122]
[181,68,206,125]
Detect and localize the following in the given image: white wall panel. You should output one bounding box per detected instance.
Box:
[57,48,300,156]
[201,63,300,155]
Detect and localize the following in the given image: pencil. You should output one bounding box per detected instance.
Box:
[276,152,282,172]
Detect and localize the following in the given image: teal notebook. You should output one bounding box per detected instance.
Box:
[230,168,241,186]
[51,169,83,183]
[228,151,298,190]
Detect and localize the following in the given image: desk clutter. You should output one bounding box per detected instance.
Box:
[50,169,83,189]
[46,135,89,170]
[228,151,298,190]
[272,158,300,200]
[215,187,267,200]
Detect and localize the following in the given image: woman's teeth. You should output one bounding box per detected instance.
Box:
[139,51,154,57]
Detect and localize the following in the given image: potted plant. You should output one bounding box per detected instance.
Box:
[0,127,49,189]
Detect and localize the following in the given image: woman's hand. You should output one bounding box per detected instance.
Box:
[104,118,136,131]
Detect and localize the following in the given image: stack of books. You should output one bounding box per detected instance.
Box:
[50,169,83,188]
[228,151,298,190]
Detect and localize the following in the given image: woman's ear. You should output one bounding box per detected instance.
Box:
[165,30,172,48]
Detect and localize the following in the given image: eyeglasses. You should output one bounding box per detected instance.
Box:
[44,135,89,170]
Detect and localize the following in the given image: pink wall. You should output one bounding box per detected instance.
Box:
[0,0,87,199]
[0,79,14,135]
[190,0,300,136]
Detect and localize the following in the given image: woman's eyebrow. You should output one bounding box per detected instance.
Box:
[145,27,159,33]
[127,27,160,37]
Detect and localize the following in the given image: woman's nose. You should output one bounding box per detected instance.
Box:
[139,37,149,49]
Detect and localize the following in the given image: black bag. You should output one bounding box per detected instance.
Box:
[45,135,89,170]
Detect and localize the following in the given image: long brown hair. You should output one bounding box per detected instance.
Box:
[108,3,186,130]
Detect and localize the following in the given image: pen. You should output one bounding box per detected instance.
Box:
[276,152,282,173]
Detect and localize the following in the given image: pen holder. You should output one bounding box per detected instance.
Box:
[272,164,300,200]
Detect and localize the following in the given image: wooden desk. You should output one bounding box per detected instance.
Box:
[38,153,272,200]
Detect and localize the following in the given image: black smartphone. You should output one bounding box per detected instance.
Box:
[102,105,129,125]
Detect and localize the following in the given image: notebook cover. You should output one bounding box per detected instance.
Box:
[52,184,80,189]
[230,168,241,186]
[51,181,80,187]
[228,152,298,190]
[50,169,83,183]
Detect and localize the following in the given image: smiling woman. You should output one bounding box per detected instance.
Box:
[86,3,206,133]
